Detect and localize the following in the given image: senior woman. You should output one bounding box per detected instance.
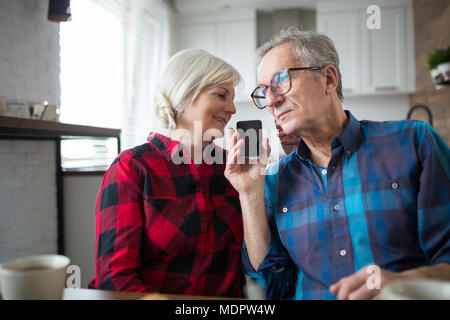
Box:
[89,49,244,297]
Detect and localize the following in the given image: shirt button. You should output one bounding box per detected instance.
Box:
[282,207,288,213]
[195,250,201,255]
[333,204,340,211]
[339,249,347,257]
[346,149,351,157]
[391,182,398,190]
[322,169,327,175]
[195,186,200,192]
[272,265,279,271]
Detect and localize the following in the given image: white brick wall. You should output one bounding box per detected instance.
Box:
[0,0,60,105]
[0,140,58,262]
[0,0,61,263]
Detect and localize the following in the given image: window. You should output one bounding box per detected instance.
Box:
[59,0,172,169]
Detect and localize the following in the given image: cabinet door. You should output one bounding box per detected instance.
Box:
[176,23,218,56]
[362,7,407,93]
[317,12,362,96]
[175,13,257,102]
[217,20,257,102]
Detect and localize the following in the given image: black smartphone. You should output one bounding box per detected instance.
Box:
[236,120,263,158]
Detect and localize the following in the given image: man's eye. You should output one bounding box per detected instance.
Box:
[217,94,226,99]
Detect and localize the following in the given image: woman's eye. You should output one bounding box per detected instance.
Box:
[217,94,226,100]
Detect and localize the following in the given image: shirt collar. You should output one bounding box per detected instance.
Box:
[334,110,360,155]
[147,132,179,160]
[295,110,360,161]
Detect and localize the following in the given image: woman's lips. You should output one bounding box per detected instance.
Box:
[213,116,227,125]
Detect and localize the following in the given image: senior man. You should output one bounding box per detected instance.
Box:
[225,27,450,300]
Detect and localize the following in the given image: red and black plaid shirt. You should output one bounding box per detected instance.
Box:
[88,133,244,297]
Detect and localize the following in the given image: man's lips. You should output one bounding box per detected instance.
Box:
[276,110,291,121]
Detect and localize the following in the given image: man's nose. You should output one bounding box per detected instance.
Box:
[265,87,283,109]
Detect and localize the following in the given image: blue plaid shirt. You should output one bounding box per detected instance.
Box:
[242,110,450,300]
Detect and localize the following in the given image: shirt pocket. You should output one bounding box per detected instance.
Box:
[363,178,420,251]
[276,199,311,259]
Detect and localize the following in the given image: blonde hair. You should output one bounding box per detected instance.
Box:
[155,49,242,129]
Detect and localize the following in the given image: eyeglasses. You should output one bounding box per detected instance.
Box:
[251,66,323,109]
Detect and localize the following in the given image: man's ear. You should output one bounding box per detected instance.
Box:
[324,65,338,95]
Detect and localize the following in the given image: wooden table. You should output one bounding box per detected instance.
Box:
[62,288,240,300]
[63,288,145,300]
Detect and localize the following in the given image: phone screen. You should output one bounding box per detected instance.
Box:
[236,120,263,158]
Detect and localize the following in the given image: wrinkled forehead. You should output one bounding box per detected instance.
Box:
[257,43,303,85]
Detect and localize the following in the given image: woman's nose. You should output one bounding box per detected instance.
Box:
[225,101,236,114]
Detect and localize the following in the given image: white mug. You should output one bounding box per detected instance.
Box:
[0,254,70,300]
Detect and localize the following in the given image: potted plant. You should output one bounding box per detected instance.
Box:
[427,47,450,89]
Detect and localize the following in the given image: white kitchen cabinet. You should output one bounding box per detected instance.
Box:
[317,11,362,96]
[175,10,257,102]
[177,24,218,56]
[317,0,415,97]
[362,6,415,94]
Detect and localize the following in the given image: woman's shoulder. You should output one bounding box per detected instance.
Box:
[115,142,157,161]
[107,142,166,173]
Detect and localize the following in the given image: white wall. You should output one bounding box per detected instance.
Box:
[63,175,102,288]
[344,94,410,121]
[0,0,61,263]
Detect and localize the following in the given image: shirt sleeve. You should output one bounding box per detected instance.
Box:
[92,154,158,292]
[415,123,450,265]
[241,187,297,299]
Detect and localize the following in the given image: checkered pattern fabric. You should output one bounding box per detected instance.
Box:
[242,110,450,300]
[89,133,244,297]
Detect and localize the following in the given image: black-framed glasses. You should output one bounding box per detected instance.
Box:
[251,66,324,109]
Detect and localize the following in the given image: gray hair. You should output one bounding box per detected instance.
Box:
[257,26,343,102]
[155,48,242,129]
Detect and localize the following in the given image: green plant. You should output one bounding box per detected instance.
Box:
[427,47,450,70]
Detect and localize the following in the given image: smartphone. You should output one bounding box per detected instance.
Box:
[236,120,263,158]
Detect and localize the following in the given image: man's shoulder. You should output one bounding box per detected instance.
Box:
[359,118,429,138]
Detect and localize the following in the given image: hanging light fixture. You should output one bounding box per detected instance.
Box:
[48,0,71,22]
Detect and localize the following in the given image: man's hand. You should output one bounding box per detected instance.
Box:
[224,128,270,194]
[275,119,299,155]
[330,263,450,300]
[329,264,406,300]
[224,128,272,270]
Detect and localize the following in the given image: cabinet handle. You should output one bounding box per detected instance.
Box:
[374,86,397,92]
